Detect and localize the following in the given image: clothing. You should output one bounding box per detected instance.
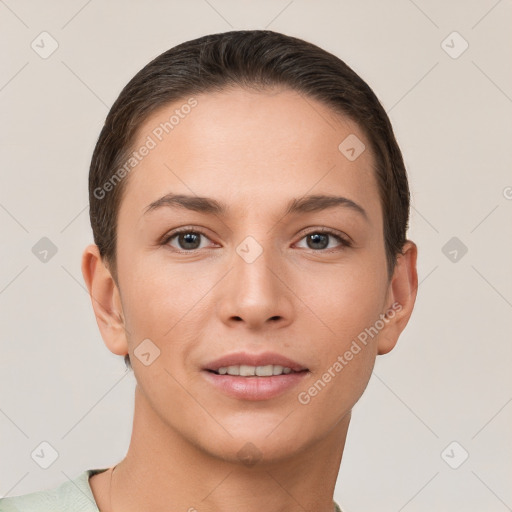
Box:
[0,468,109,512]
[0,468,344,511]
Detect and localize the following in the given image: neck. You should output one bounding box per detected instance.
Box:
[109,384,349,512]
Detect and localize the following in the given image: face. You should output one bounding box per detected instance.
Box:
[106,86,404,463]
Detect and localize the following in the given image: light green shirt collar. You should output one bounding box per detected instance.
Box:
[0,468,344,512]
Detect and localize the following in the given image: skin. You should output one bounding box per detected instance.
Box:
[82,86,418,512]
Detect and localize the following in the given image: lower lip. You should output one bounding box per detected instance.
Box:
[202,370,309,401]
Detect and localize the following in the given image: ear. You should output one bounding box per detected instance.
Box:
[81,244,128,358]
[377,240,418,355]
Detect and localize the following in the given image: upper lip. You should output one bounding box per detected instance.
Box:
[203,352,308,372]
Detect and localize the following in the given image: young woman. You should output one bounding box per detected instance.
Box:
[1,29,417,512]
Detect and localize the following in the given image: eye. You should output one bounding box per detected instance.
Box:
[161,227,352,253]
[162,228,214,251]
[295,229,351,251]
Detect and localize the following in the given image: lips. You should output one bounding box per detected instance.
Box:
[203,351,308,373]
[201,351,310,400]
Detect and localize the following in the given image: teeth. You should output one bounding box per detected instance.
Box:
[272,365,283,375]
[240,364,255,376]
[215,365,296,376]
[256,365,273,376]
[227,365,239,376]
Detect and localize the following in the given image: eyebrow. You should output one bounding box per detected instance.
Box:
[143,193,368,221]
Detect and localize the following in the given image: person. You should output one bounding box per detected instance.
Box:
[0,29,417,512]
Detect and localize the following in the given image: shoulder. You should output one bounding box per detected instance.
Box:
[0,468,108,512]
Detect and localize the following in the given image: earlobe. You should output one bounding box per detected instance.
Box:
[81,244,128,357]
[377,240,418,355]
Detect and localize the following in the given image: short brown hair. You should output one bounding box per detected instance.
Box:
[87,30,411,371]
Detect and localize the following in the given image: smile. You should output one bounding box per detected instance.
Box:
[209,364,300,376]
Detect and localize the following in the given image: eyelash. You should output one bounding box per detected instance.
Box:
[160,226,352,253]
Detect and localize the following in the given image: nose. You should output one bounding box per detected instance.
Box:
[216,236,294,330]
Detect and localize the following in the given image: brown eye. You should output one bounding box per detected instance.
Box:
[295,230,351,251]
[307,233,329,250]
[163,230,212,251]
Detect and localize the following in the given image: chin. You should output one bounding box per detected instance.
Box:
[196,420,317,465]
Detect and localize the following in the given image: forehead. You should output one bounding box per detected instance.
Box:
[120,86,379,221]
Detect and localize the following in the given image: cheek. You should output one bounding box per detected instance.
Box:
[296,269,382,403]
[119,250,192,323]
[119,257,213,368]
[291,266,384,414]
[295,342,376,437]
[294,258,386,337]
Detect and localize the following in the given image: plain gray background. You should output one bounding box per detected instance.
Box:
[1,1,511,510]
